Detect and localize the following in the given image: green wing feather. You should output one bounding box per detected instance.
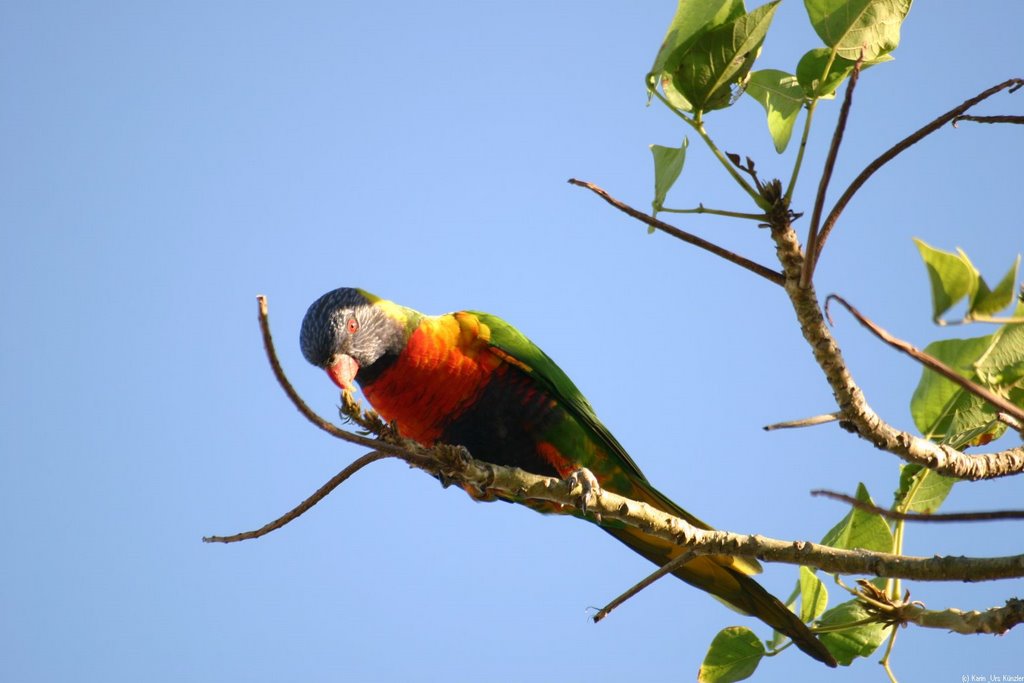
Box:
[471,311,718,532]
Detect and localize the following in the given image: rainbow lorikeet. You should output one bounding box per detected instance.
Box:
[299,287,836,667]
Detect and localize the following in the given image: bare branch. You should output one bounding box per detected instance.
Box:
[825,294,1024,427]
[815,78,1024,262]
[421,444,1024,581]
[763,412,841,431]
[802,56,862,287]
[811,489,1024,523]
[567,179,784,286]
[952,114,1024,126]
[592,551,695,623]
[203,450,394,543]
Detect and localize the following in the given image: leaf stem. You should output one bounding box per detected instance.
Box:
[568,179,784,286]
[784,99,817,203]
[812,616,879,634]
[658,205,767,221]
[652,89,765,207]
[824,294,1024,427]
[938,313,1024,326]
[879,625,900,683]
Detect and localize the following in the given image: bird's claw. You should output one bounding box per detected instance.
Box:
[565,467,602,515]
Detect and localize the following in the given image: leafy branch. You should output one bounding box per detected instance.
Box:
[811,489,1024,523]
[824,294,1024,431]
[593,3,1022,673]
[570,182,1024,480]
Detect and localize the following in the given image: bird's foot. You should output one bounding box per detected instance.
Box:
[565,467,602,515]
[435,443,474,489]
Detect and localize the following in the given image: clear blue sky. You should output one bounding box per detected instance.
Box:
[2,2,1021,681]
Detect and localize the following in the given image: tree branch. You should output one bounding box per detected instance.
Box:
[825,294,1024,428]
[814,78,1023,262]
[567,179,784,286]
[398,436,1024,581]
[898,598,1024,635]
[855,580,1024,635]
[592,551,695,623]
[763,412,841,431]
[811,489,1024,523]
[768,223,1024,480]
[801,57,862,287]
[952,114,1024,126]
[203,450,394,543]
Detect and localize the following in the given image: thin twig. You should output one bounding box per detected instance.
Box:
[811,489,1024,523]
[952,114,1024,127]
[825,294,1024,426]
[785,100,818,204]
[763,412,841,431]
[659,205,767,221]
[815,78,1024,262]
[203,451,394,543]
[592,552,695,623]
[879,622,900,683]
[567,179,784,286]
[802,57,862,288]
[255,295,412,459]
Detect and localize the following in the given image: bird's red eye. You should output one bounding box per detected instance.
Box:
[346,317,359,334]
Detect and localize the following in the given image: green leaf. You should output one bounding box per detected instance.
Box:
[969,254,1021,318]
[820,483,894,553]
[672,1,780,114]
[910,320,1024,443]
[893,463,956,515]
[910,334,1000,443]
[975,304,1024,385]
[816,599,889,665]
[803,0,912,61]
[795,47,893,99]
[799,566,829,622]
[914,238,976,321]
[745,69,804,152]
[651,140,688,215]
[648,0,736,95]
[698,627,765,683]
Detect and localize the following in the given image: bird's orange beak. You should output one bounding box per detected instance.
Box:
[326,354,359,393]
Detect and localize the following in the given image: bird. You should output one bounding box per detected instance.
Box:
[299,286,836,667]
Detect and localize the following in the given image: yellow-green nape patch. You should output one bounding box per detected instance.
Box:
[360,289,412,328]
[356,287,383,304]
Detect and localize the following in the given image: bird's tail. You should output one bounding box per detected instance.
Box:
[602,482,837,668]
